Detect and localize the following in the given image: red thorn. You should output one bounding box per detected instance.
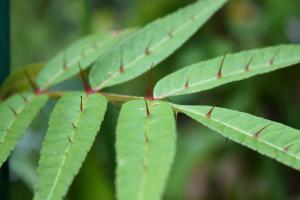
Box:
[119,54,125,73]
[23,69,42,94]
[72,122,77,129]
[144,98,151,118]
[19,93,28,102]
[184,77,190,89]
[8,105,18,117]
[63,52,68,70]
[217,54,227,79]
[270,49,280,65]
[253,124,271,139]
[146,63,154,100]
[78,62,94,94]
[145,39,153,55]
[283,143,294,152]
[168,28,175,38]
[245,54,255,72]
[80,96,83,112]
[206,98,223,118]
[67,136,72,143]
[144,134,150,144]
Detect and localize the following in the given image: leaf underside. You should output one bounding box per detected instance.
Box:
[116,100,176,200]
[89,0,227,90]
[154,44,300,98]
[34,92,107,200]
[0,93,48,167]
[173,104,300,170]
[36,29,134,90]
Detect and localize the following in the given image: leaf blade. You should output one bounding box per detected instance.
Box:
[36,29,134,89]
[116,100,176,200]
[173,104,300,170]
[89,0,227,90]
[34,92,107,200]
[0,93,48,167]
[154,44,300,98]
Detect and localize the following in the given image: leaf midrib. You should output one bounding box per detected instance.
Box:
[138,115,151,200]
[94,8,211,90]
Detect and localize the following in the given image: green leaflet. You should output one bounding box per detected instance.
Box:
[173,104,300,170]
[89,0,227,90]
[0,64,43,99]
[154,44,300,98]
[36,29,134,90]
[34,92,107,200]
[0,93,48,167]
[116,100,176,200]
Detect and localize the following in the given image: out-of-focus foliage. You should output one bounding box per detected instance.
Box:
[0,64,43,98]
[10,0,300,199]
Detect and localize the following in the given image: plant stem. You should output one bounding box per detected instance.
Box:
[47,91,143,102]
[100,92,144,102]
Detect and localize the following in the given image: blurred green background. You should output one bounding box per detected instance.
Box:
[9,0,300,199]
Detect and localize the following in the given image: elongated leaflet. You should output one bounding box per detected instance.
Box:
[34,92,107,200]
[89,0,227,90]
[0,93,48,167]
[116,100,176,200]
[154,45,300,98]
[173,104,300,170]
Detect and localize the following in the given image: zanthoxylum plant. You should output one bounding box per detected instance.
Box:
[1,0,300,199]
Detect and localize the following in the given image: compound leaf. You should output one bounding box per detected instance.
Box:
[154,44,300,98]
[173,104,300,170]
[116,100,176,200]
[36,29,134,90]
[34,92,107,200]
[89,0,227,90]
[0,93,48,167]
